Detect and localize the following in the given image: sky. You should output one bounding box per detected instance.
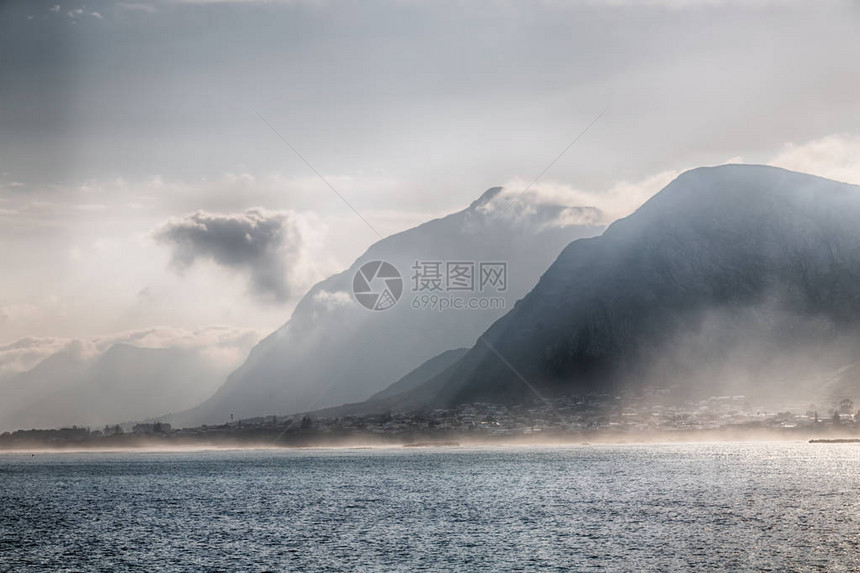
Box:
[1,0,860,366]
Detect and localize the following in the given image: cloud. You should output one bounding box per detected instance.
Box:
[93,325,261,370]
[489,132,860,230]
[0,304,39,326]
[91,325,259,352]
[155,208,316,303]
[482,133,860,232]
[0,172,380,343]
[312,289,352,312]
[489,170,680,226]
[0,337,78,378]
[0,326,260,378]
[768,134,860,185]
[474,194,605,232]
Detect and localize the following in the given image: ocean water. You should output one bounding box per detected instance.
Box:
[2,443,860,572]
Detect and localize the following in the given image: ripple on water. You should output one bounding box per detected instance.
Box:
[1,443,860,571]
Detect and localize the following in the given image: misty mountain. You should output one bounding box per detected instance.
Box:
[301,348,471,420]
[177,188,605,425]
[359,165,860,412]
[0,348,91,429]
[368,348,469,402]
[0,343,243,431]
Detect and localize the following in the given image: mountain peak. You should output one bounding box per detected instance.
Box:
[663,163,836,197]
[364,167,860,412]
[176,183,606,424]
[469,186,504,210]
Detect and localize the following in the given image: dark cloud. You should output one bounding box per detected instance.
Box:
[155,209,303,302]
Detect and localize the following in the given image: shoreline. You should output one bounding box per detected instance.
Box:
[3,426,860,454]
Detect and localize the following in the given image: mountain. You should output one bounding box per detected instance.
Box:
[302,348,471,419]
[0,347,90,429]
[353,165,860,412]
[1,343,243,431]
[177,188,605,425]
[367,348,469,401]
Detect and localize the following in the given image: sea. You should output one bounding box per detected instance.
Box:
[1,442,859,572]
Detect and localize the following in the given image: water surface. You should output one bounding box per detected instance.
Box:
[2,443,859,571]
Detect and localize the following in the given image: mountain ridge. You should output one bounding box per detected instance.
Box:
[319,165,860,415]
[172,187,606,425]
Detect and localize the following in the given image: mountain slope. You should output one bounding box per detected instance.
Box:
[0,348,91,429]
[382,165,860,410]
[178,188,605,424]
[2,343,241,431]
[368,348,469,401]
[300,348,471,419]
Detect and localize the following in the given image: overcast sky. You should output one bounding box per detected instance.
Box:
[1,0,860,351]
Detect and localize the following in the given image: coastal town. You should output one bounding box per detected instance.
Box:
[2,391,860,450]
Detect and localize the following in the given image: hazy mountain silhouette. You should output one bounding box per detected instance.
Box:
[176,188,605,425]
[338,165,860,413]
[303,348,471,420]
[367,348,468,401]
[0,348,90,430]
[1,343,242,431]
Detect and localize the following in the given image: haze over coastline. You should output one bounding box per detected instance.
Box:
[4,1,860,571]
